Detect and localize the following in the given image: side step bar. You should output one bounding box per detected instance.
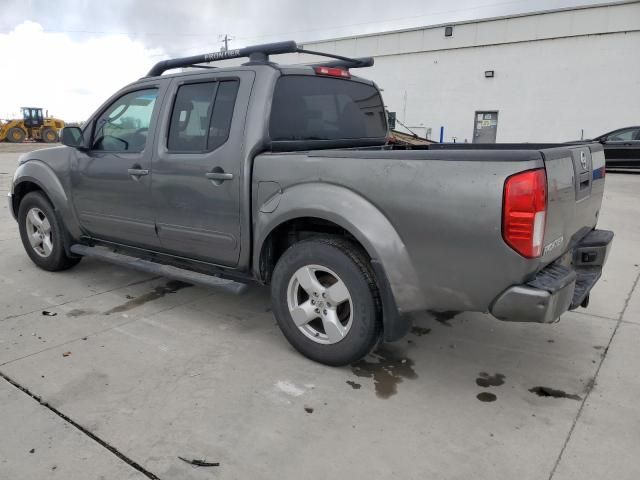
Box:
[70,244,248,295]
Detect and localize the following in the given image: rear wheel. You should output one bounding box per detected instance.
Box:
[41,128,59,143]
[7,127,25,143]
[271,238,381,366]
[18,191,81,271]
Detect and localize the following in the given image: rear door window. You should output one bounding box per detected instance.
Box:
[269,76,387,142]
[168,80,239,152]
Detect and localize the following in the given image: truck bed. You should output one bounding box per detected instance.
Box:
[254,141,606,313]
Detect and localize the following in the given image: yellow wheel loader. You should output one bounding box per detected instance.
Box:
[0,107,65,143]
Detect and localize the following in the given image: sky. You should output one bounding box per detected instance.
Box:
[0,0,610,121]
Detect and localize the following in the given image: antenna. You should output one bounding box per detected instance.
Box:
[218,34,234,52]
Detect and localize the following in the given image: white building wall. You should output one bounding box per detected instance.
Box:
[364,30,640,142]
[277,1,640,142]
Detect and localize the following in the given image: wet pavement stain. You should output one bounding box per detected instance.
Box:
[104,280,192,315]
[529,386,582,401]
[410,326,432,336]
[351,345,417,399]
[346,380,361,390]
[476,372,506,388]
[477,392,497,402]
[428,310,459,327]
[66,309,96,318]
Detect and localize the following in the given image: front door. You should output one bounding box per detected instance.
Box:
[151,71,253,267]
[473,111,499,143]
[70,85,165,249]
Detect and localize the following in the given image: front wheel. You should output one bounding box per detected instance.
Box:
[271,238,381,366]
[41,128,59,143]
[18,191,81,271]
[7,127,25,143]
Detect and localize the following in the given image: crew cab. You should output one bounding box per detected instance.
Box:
[8,41,613,366]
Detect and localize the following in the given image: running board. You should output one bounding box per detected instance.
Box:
[70,244,248,295]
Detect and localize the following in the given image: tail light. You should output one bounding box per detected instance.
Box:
[314,66,351,78]
[502,168,547,258]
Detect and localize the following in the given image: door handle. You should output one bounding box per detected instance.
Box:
[206,171,233,186]
[205,172,233,181]
[127,168,149,180]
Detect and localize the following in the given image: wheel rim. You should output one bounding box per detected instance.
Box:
[25,207,53,257]
[286,264,353,345]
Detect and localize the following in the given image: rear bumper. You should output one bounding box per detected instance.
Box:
[490,229,613,323]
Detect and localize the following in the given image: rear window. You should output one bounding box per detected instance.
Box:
[269,75,387,142]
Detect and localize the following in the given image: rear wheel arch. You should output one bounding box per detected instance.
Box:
[257,216,373,284]
[257,214,415,343]
[270,237,382,365]
[253,183,424,314]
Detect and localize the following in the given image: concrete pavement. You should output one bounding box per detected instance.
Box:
[1,144,639,479]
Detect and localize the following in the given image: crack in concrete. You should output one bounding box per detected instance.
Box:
[548,270,640,480]
[0,372,161,480]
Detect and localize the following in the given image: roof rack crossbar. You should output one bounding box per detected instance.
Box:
[295,48,374,68]
[146,40,374,77]
[146,41,298,76]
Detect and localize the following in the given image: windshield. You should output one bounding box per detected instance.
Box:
[269,75,387,142]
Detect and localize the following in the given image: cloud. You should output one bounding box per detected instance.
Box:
[0,21,165,121]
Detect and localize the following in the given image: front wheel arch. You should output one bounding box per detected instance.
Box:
[12,180,78,258]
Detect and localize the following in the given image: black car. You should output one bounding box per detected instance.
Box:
[592,126,640,169]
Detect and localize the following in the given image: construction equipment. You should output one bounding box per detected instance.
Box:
[0,107,65,143]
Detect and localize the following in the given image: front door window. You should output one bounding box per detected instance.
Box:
[92,89,158,152]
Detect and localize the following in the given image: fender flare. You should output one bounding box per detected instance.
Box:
[11,160,83,250]
[254,183,426,340]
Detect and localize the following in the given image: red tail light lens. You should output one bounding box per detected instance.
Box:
[502,168,547,258]
[314,66,351,78]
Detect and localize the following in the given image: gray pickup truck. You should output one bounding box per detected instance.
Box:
[9,41,613,366]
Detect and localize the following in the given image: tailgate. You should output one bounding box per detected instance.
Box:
[541,143,606,262]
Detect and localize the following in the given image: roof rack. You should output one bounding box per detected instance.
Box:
[146,40,374,77]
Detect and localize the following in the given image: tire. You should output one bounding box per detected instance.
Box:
[41,128,59,143]
[18,191,81,271]
[7,127,25,143]
[271,237,381,366]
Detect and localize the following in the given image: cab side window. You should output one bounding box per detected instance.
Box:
[93,89,158,152]
[168,80,239,152]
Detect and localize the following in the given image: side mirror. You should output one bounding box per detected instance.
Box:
[61,126,86,149]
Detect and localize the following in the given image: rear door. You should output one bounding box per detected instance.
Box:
[151,71,254,266]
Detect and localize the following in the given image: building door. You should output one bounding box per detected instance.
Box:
[473,111,498,143]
